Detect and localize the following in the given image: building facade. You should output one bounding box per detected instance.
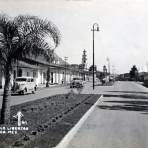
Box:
[0,53,91,89]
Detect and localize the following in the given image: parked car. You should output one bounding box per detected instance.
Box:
[70,77,84,88]
[11,77,37,95]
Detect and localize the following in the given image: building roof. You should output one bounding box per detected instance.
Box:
[19,51,69,69]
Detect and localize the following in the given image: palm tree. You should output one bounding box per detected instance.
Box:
[0,14,60,124]
[46,49,54,87]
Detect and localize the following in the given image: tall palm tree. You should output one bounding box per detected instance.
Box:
[0,14,60,124]
[46,49,54,87]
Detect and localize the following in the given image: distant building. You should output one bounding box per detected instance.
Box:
[118,73,130,81]
[0,52,85,89]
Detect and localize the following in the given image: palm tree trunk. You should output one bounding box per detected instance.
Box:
[46,67,50,87]
[1,65,12,124]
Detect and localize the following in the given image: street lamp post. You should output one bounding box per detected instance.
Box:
[91,23,99,90]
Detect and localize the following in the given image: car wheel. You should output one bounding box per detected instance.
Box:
[22,88,27,95]
[32,88,35,94]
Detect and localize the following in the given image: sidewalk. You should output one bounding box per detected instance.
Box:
[56,81,148,148]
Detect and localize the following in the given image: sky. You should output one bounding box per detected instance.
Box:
[0,0,148,74]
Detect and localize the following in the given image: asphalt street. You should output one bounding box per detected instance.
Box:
[0,81,114,108]
[0,85,69,108]
[59,81,148,148]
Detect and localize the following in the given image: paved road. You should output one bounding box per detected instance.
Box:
[0,85,70,108]
[0,81,114,108]
[60,81,148,148]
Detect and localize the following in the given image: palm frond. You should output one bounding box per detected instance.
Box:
[0,14,18,65]
[15,15,61,48]
[0,14,61,70]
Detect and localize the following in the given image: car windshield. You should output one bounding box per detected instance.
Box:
[15,78,27,82]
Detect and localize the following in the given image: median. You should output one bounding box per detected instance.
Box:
[0,91,100,148]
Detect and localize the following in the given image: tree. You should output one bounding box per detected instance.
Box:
[0,14,61,124]
[89,65,97,72]
[46,50,54,87]
[129,65,138,81]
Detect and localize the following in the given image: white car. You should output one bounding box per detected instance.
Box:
[11,77,37,95]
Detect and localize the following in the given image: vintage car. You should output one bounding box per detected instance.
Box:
[11,77,37,95]
[70,77,84,88]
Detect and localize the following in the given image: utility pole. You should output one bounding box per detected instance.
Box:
[64,57,68,84]
[107,57,110,75]
[91,23,99,90]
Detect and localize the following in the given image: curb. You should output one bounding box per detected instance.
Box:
[55,94,104,148]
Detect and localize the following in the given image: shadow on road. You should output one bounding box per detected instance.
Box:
[98,93,148,114]
[103,94,148,99]
[106,90,148,95]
